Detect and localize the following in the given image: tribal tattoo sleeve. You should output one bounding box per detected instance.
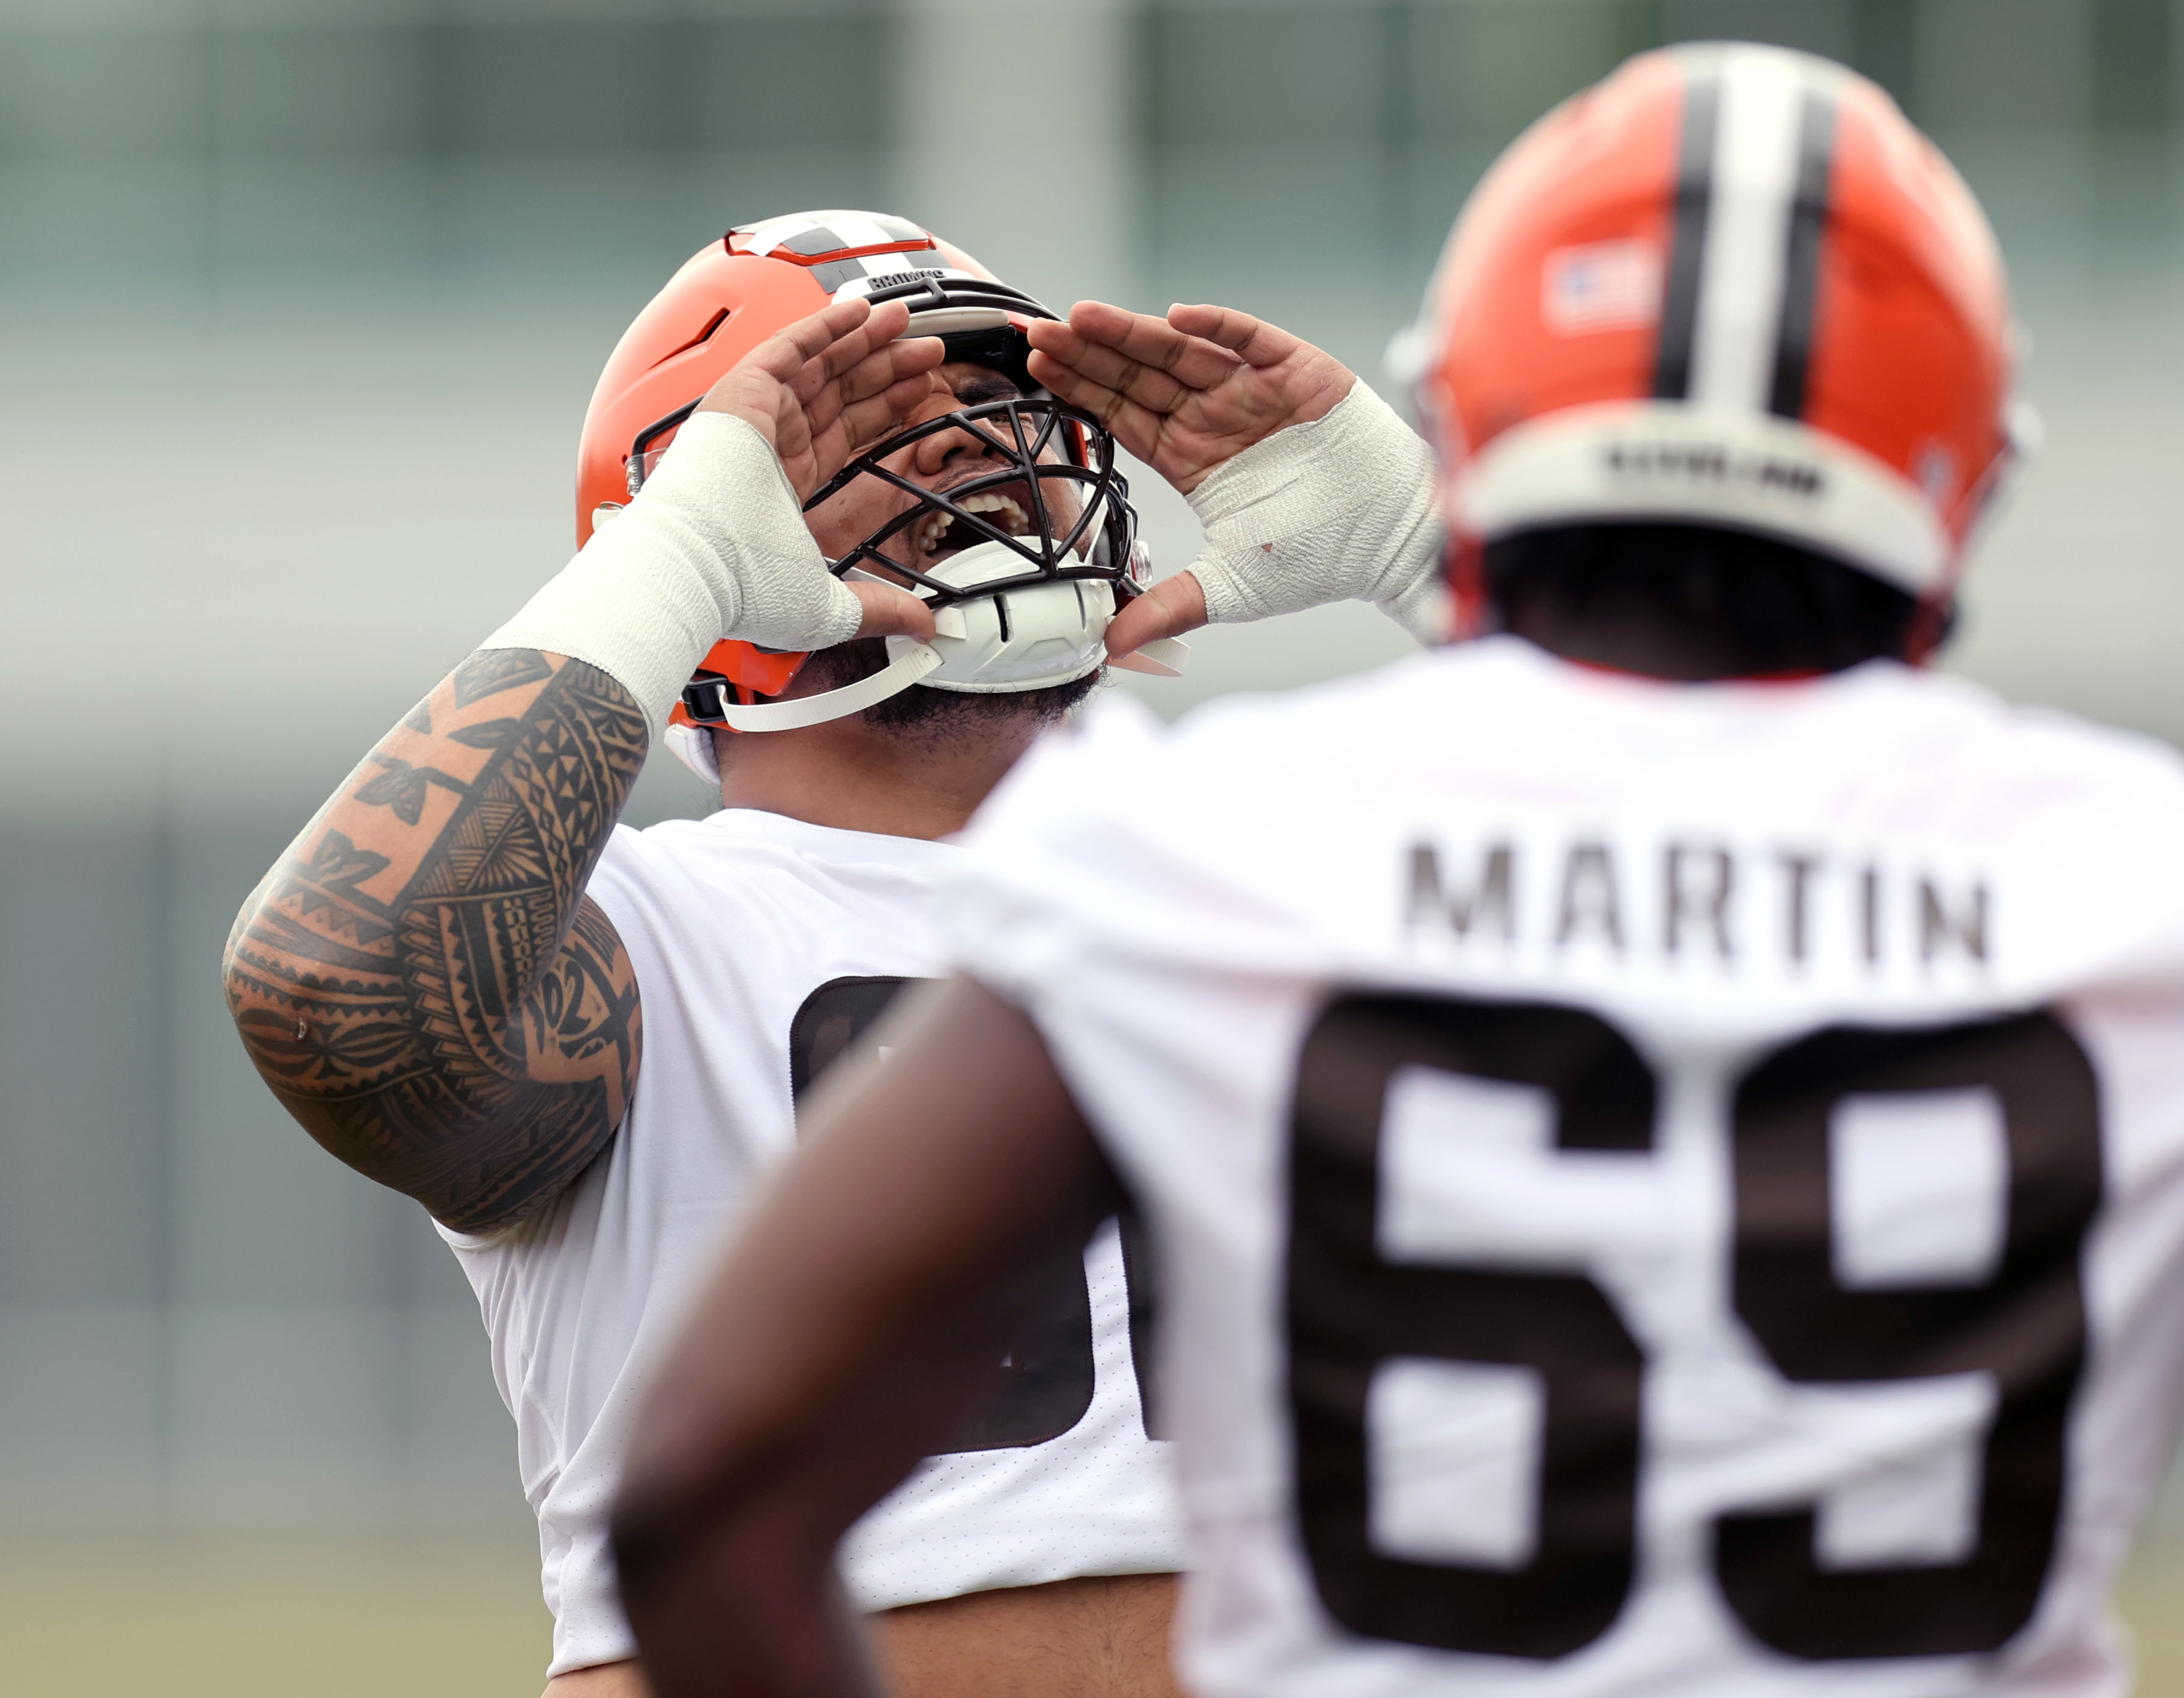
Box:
[222,651,649,1233]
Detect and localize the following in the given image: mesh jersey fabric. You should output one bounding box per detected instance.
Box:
[437,808,1182,1678]
[941,638,2184,1698]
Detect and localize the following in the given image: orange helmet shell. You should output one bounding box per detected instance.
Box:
[577,212,1010,724]
[576,252,828,552]
[577,212,1003,551]
[1408,44,2019,624]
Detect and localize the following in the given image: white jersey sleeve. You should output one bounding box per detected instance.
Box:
[943,641,2184,1698]
[438,809,1182,1678]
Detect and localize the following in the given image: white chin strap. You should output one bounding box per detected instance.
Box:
[1108,638,1190,677]
[716,542,1188,720]
[665,544,1191,782]
[713,639,946,732]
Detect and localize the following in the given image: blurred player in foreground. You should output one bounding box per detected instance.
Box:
[221,210,1442,1697]
[609,43,2184,1698]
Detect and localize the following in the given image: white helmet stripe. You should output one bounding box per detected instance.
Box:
[1768,82,1841,418]
[1650,67,1718,401]
[734,209,930,259]
[1690,47,1818,413]
[1654,47,1846,424]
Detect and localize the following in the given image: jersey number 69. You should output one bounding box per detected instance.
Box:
[1287,993,2100,1663]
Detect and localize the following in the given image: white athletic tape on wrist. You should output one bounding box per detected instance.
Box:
[475,410,862,743]
[1183,379,1447,644]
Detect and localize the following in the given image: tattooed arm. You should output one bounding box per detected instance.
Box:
[223,651,648,1233]
[221,298,942,1233]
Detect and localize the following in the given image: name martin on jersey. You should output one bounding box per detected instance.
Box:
[1405,833,1990,977]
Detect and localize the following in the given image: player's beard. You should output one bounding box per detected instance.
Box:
[785,638,1102,746]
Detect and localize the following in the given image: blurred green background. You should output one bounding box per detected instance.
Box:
[1,1,2179,1693]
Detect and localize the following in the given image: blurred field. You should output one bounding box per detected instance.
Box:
[2122,1546,2184,1696]
[0,1538,552,1698]
[0,4,2179,1696]
[0,1536,2173,1697]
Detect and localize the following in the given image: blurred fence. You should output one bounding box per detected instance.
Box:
[1,0,2180,1542]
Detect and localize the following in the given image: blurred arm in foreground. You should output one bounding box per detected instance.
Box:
[218,299,939,1233]
[598,302,1454,1698]
[611,977,1116,1698]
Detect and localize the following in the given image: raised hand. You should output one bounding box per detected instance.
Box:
[698,298,946,504]
[1032,301,1443,664]
[1025,301,1354,495]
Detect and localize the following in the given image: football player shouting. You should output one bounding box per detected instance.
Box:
[223,210,1443,1698]
[612,48,2184,1698]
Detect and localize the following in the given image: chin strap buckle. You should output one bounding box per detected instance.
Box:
[1108,636,1190,677]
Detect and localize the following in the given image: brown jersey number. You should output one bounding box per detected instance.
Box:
[1286,993,2100,1662]
[791,976,1162,1453]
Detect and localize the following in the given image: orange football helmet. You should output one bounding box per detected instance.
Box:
[1400,43,2027,647]
[576,210,1142,774]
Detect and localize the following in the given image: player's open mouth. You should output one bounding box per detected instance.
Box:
[911,483,1038,562]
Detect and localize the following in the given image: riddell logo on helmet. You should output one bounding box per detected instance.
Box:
[1602,440,1827,501]
[843,267,951,291]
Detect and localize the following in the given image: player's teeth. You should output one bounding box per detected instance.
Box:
[915,493,1029,556]
[958,493,1028,533]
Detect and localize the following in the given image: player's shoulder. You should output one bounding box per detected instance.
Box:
[604,808,956,872]
[982,643,2184,859]
[591,808,961,935]
[1167,639,1524,753]
[957,652,1477,896]
[586,813,794,930]
[1037,645,1480,781]
[1833,664,2184,827]
[1158,641,2184,820]
[985,640,1601,821]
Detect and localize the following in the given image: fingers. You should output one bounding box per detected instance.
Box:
[796,368,944,499]
[783,301,919,409]
[744,299,916,414]
[1022,350,1166,463]
[828,299,912,376]
[789,298,905,374]
[848,579,937,644]
[819,367,946,466]
[1027,324,1196,416]
[1168,302,1357,435]
[696,301,924,448]
[1040,304,1246,395]
[1103,571,1208,661]
[802,337,945,443]
[785,319,945,491]
[1053,299,1144,348]
[1166,303,1304,371]
[740,298,873,387]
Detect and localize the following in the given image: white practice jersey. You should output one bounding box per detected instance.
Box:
[943,637,2184,1698]
[438,808,1181,1677]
